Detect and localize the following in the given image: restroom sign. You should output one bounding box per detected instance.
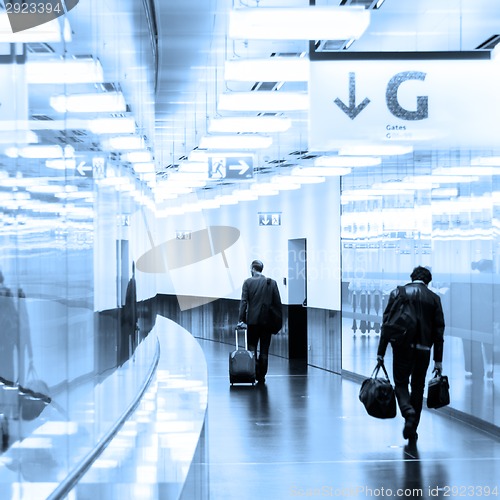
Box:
[259,212,281,226]
[309,59,500,150]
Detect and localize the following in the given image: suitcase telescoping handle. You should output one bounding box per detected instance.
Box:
[235,327,248,350]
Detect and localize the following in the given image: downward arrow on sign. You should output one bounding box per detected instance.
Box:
[334,72,371,120]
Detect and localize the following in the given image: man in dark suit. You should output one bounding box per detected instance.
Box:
[377,266,445,444]
[237,260,282,384]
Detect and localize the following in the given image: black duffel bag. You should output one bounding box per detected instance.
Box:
[359,363,397,419]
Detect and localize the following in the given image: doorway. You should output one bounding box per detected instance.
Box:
[288,238,307,359]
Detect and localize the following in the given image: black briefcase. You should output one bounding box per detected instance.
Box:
[359,363,397,419]
[426,373,450,409]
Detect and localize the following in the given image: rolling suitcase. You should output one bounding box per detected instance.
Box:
[229,328,256,385]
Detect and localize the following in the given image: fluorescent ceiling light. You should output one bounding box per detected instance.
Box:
[123,151,152,163]
[56,190,94,200]
[412,174,479,184]
[250,184,280,196]
[198,199,221,209]
[300,166,351,176]
[224,58,309,82]
[188,150,254,162]
[228,6,370,41]
[168,172,209,182]
[0,130,38,144]
[89,118,136,135]
[45,158,77,170]
[199,135,272,150]
[218,92,308,112]
[472,157,500,166]
[6,144,74,159]
[0,13,62,43]
[372,180,433,190]
[156,181,193,195]
[208,117,292,134]
[232,189,259,201]
[269,177,301,190]
[434,166,500,176]
[290,168,327,182]
[314,156,381,168]
[432,188,459,198]
[26,58,104,84]
[26,184,65,194]
[339,145,413,156]
[50,92,126,113]
[178,161,209,173]
[103,136,145,150]
[132,162,156,174]
[215,195,239,205]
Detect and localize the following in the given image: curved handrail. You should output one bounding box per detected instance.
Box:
[47,336,161,500]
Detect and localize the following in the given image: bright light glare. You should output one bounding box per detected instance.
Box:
[208,116,292,133]
[228,6,370,41]
[89,118,136,135]
[123,151,152,163]
[50,92,126,113]
[26,58,104,84]
[132,162,156,174]
[218,92,308,112]
[6,145,74,159]
[314,156,381,167]
[225,58,309,82]
[103,136,145,150]
[339,145,413,156]
[46,158,77,170]
[178,161,209,173]
[472,157,500,166]
[199,135,272,149]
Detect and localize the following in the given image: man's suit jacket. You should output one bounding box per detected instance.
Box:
[238,273,282,327]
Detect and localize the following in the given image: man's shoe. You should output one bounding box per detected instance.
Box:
[403,416,417,440]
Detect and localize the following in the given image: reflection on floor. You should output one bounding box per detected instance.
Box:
[198,338,500,500]
[0,319,499,499]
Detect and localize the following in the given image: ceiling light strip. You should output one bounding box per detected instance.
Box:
[228,7,370,41]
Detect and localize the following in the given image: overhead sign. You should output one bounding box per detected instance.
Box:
[259,212,281,226]
[208,156,253,180]
[309,59,500,150]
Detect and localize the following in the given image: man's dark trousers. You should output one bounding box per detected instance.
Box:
[392,345,431,427]
[247,325,272,382]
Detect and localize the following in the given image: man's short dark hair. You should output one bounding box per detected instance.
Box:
[410,266,432,284]
[251,260,264,272]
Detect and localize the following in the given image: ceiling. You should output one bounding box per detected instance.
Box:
[2,0,500,217]
[150,0,500,200]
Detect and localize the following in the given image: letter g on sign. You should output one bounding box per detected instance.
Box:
[386,71,428,121]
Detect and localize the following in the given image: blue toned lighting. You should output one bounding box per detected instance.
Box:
[228,6,370,41]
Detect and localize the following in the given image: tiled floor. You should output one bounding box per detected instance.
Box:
[197,338,500,500]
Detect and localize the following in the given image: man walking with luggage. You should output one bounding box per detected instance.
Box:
[237,260,282,384]
[376,266,445,443]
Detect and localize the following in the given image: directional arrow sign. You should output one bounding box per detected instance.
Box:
[259,212,281,226]
[229,159,251,176]
[209,156,254,179]
[76,161,93,176]
[334,72,371,120]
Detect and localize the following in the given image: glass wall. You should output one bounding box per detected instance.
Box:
[0,0,158,495]
[341,149,500,427]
